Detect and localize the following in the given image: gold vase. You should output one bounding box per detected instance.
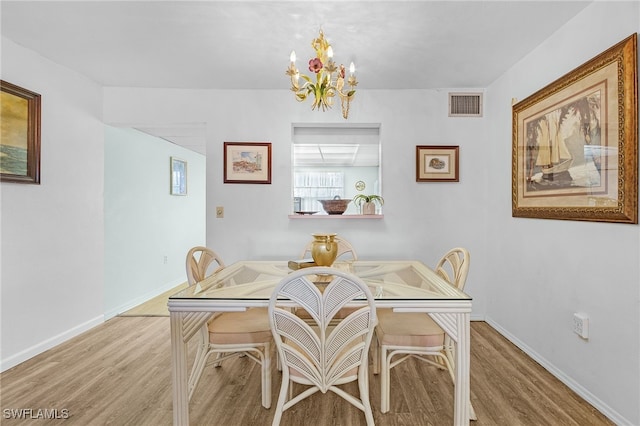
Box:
[310,233,338,266]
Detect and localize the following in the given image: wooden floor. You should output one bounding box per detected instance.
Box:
[119,282,188,317]
[0,318,612,426]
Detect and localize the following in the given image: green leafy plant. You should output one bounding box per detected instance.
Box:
[353,194,384,207]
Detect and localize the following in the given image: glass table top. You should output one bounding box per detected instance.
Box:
[169,260,471,301]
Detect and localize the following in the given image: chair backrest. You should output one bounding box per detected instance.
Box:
[268,267,376,392]
[185,246,226,286]
[434,247,470,290]
[299,237,358,261]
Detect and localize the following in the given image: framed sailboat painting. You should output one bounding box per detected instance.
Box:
[512,34,637,224]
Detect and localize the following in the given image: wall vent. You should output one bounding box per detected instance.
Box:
[448,92,483,117]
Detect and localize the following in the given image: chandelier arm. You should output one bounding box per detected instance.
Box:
[291,79,312,92]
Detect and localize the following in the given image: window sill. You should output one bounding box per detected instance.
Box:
[288,214,384,219]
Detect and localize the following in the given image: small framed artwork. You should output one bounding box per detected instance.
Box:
[416,145,459,182]
[224,142,272,184]
[512,34,637,223]
[1,80,41,184]
[170,157,187,195]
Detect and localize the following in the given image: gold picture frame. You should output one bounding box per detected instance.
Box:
[416,145,459,182]
[170,157,187,195]
[1,80,41,184]
[512,34,638,223]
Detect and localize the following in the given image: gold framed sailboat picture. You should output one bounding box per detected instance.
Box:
[512,34,637,224]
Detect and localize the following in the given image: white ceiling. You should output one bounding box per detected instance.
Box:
[1,1,592,154]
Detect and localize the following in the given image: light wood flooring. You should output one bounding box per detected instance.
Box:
[119,282,188,317]
[0,318,613,425]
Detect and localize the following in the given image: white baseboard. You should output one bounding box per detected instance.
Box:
[484,316,631,426]
[1,314,104,373]
[104,278,186,320]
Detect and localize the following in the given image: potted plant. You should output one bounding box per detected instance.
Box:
[353,194,384,215]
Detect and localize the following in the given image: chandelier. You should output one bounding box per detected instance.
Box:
[286,30,358,119]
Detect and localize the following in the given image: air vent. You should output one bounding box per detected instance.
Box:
[448,92,483,117]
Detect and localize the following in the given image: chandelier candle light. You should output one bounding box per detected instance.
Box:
[286,30,358,119]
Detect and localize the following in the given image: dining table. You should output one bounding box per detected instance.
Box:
[168,260,472,425]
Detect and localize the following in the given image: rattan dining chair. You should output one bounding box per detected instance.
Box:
[269,267,377,426]
[185,246,272,409]
[186,246,225,286]
[374,247,476,419]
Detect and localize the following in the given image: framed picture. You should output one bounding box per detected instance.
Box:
[170,157,187,195]
[416,145,459,182]
[224,142,272,184]
[1,80,41,184]
[512,34,637,224]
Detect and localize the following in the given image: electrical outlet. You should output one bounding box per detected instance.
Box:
[216,206,224,218]
[163,255,168,264]
[573,312,589,339]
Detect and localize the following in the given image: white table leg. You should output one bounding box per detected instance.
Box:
[171,311,189,425]
[454,312,471,425]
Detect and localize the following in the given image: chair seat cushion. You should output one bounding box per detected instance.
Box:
[208,308,272,345]
[376,308,444,348]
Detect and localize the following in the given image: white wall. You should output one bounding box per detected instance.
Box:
[485,3,639,425]
[0,37,105,370]
[103,88,489,320]
[104,127,206,318]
